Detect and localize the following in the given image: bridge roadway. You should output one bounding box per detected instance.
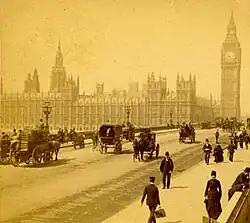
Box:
[0,129,223,223]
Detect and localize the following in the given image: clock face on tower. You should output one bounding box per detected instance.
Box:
[225,52,235,62]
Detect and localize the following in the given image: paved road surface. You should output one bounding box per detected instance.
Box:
[0,129,226,222]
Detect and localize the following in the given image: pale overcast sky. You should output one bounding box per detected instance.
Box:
[1,0,250,113]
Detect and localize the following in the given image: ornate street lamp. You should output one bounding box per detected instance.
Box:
[42,101,52,131]
[125,105,131,126]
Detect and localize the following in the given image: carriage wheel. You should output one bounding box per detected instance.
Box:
[25,157,31,164]
[10,151,20,167]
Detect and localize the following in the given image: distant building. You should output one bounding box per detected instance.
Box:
[0,42,216,131]
[128,81,139,97]
[24,68,40,93]
[50,41,79,101]
[220,11,241,119]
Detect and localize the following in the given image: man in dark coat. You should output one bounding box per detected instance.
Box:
[215,129,220,143]
[203,138,212,165]
[141,176,160,223]
[227,140,236,162]
[160,152,174,189]
[228,167,250,201]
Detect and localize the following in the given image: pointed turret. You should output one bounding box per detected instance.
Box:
[225,10,237,41]
[55,40,63,67]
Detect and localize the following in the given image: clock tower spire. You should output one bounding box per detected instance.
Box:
[220,11,242,120]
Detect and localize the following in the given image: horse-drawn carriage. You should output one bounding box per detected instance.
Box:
[10,129,60,167]
[122,124,135,142]
[201,121,215,129]
[99,124,123,154]
[179,125,195,143]
[133,128,159,161]
[71,132,85,149]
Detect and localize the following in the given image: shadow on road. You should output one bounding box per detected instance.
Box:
[170,186,189,189]
[22,158,75,168]
[143,155,164,163]
[107,149,134,155]
[163,221,182,223]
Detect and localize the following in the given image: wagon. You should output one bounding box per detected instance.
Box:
[179,126,195,143]
[99,124,123,154]
[72,132,85,149]
[10,129,60,167]
[122,124,135,141]
[134,130,159,160]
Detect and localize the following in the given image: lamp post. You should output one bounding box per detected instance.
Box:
[125,105,131,126]
[42,101,52,131]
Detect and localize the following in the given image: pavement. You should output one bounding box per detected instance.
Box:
[0,129,218,222]
[102,147,250,223]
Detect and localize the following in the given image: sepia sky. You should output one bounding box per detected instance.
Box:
[0,0,250,113]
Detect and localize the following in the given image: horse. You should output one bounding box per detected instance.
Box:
[133,137,145,161]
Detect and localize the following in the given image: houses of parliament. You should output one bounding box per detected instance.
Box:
[0,13,240,131]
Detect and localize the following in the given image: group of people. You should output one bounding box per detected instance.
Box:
[204,167,250,221]
[203,128,250,165]
[141,127,250,223]
[141,151,174,223]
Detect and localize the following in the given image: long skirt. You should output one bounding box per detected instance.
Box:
[206,199,222,220]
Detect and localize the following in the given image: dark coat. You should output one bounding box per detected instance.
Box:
[160,157,174,174]
[232,172,249,189]
[141,183,160,206]
[203,143,212,153]
[228,143,236,153]
[204,178,222,220]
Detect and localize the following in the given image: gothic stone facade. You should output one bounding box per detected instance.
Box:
[0,74,214,131]
[0,42,215,131]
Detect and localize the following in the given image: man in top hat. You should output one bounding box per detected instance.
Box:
[141,176,160,223]
[228,167,250,200]
[203,138,212,165]
[227,140,236,162]
[160,151,174,189]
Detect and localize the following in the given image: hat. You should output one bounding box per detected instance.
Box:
[205,138,209,142]
[211,170,216,177]
[149,176,155,182]
[244,167,250,173]
[165,151,169,156]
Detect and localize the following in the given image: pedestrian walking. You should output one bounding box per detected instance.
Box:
[141,176,160,223]
[227,140,236,162]
[213,142,223,163]
[160,152,174,189]
[228,167,250,201]
[203,138,212,165]
[215,129,219,143]
[204,170,222,221]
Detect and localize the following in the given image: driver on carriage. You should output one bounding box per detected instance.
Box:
[40,119,45,130]
[10,129,21,150]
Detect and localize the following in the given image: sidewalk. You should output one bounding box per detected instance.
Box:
[103,149,250,223]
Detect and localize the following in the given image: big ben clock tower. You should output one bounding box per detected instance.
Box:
[221,11,242,120]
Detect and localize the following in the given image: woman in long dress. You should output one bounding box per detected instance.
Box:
[204,170,222,220]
